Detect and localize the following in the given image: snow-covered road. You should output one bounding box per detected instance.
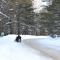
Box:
[0,35,60,60]
[23,38,60,60]
[0,35,53,60]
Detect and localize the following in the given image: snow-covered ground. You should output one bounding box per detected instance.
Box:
[0,34,60,60]
[30,36,60,51]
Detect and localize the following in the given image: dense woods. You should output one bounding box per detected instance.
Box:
[0,0,60,35]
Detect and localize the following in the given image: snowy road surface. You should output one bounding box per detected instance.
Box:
[0,35,60,60]
[23,37,60,60]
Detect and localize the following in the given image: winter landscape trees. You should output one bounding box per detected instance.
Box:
[0,0,60,35]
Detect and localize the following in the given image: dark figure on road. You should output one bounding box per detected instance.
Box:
[15,35,21,42]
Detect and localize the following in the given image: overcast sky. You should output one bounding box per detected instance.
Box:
[32,0,52,13]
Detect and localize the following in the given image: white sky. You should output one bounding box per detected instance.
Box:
[32,0,52,13]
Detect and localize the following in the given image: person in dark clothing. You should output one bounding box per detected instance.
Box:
[15,35,21,42]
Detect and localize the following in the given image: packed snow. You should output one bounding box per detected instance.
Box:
[0,34,60,60]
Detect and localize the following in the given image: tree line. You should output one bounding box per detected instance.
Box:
[0,0,60,35]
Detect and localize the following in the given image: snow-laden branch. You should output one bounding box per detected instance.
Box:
[2,0,7,3]
[5,22,12,25]
[20,23,36,28]
[0,11,10,18]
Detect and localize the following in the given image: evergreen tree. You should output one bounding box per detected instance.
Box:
[47,0,60,35]
[16,3,35,34]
